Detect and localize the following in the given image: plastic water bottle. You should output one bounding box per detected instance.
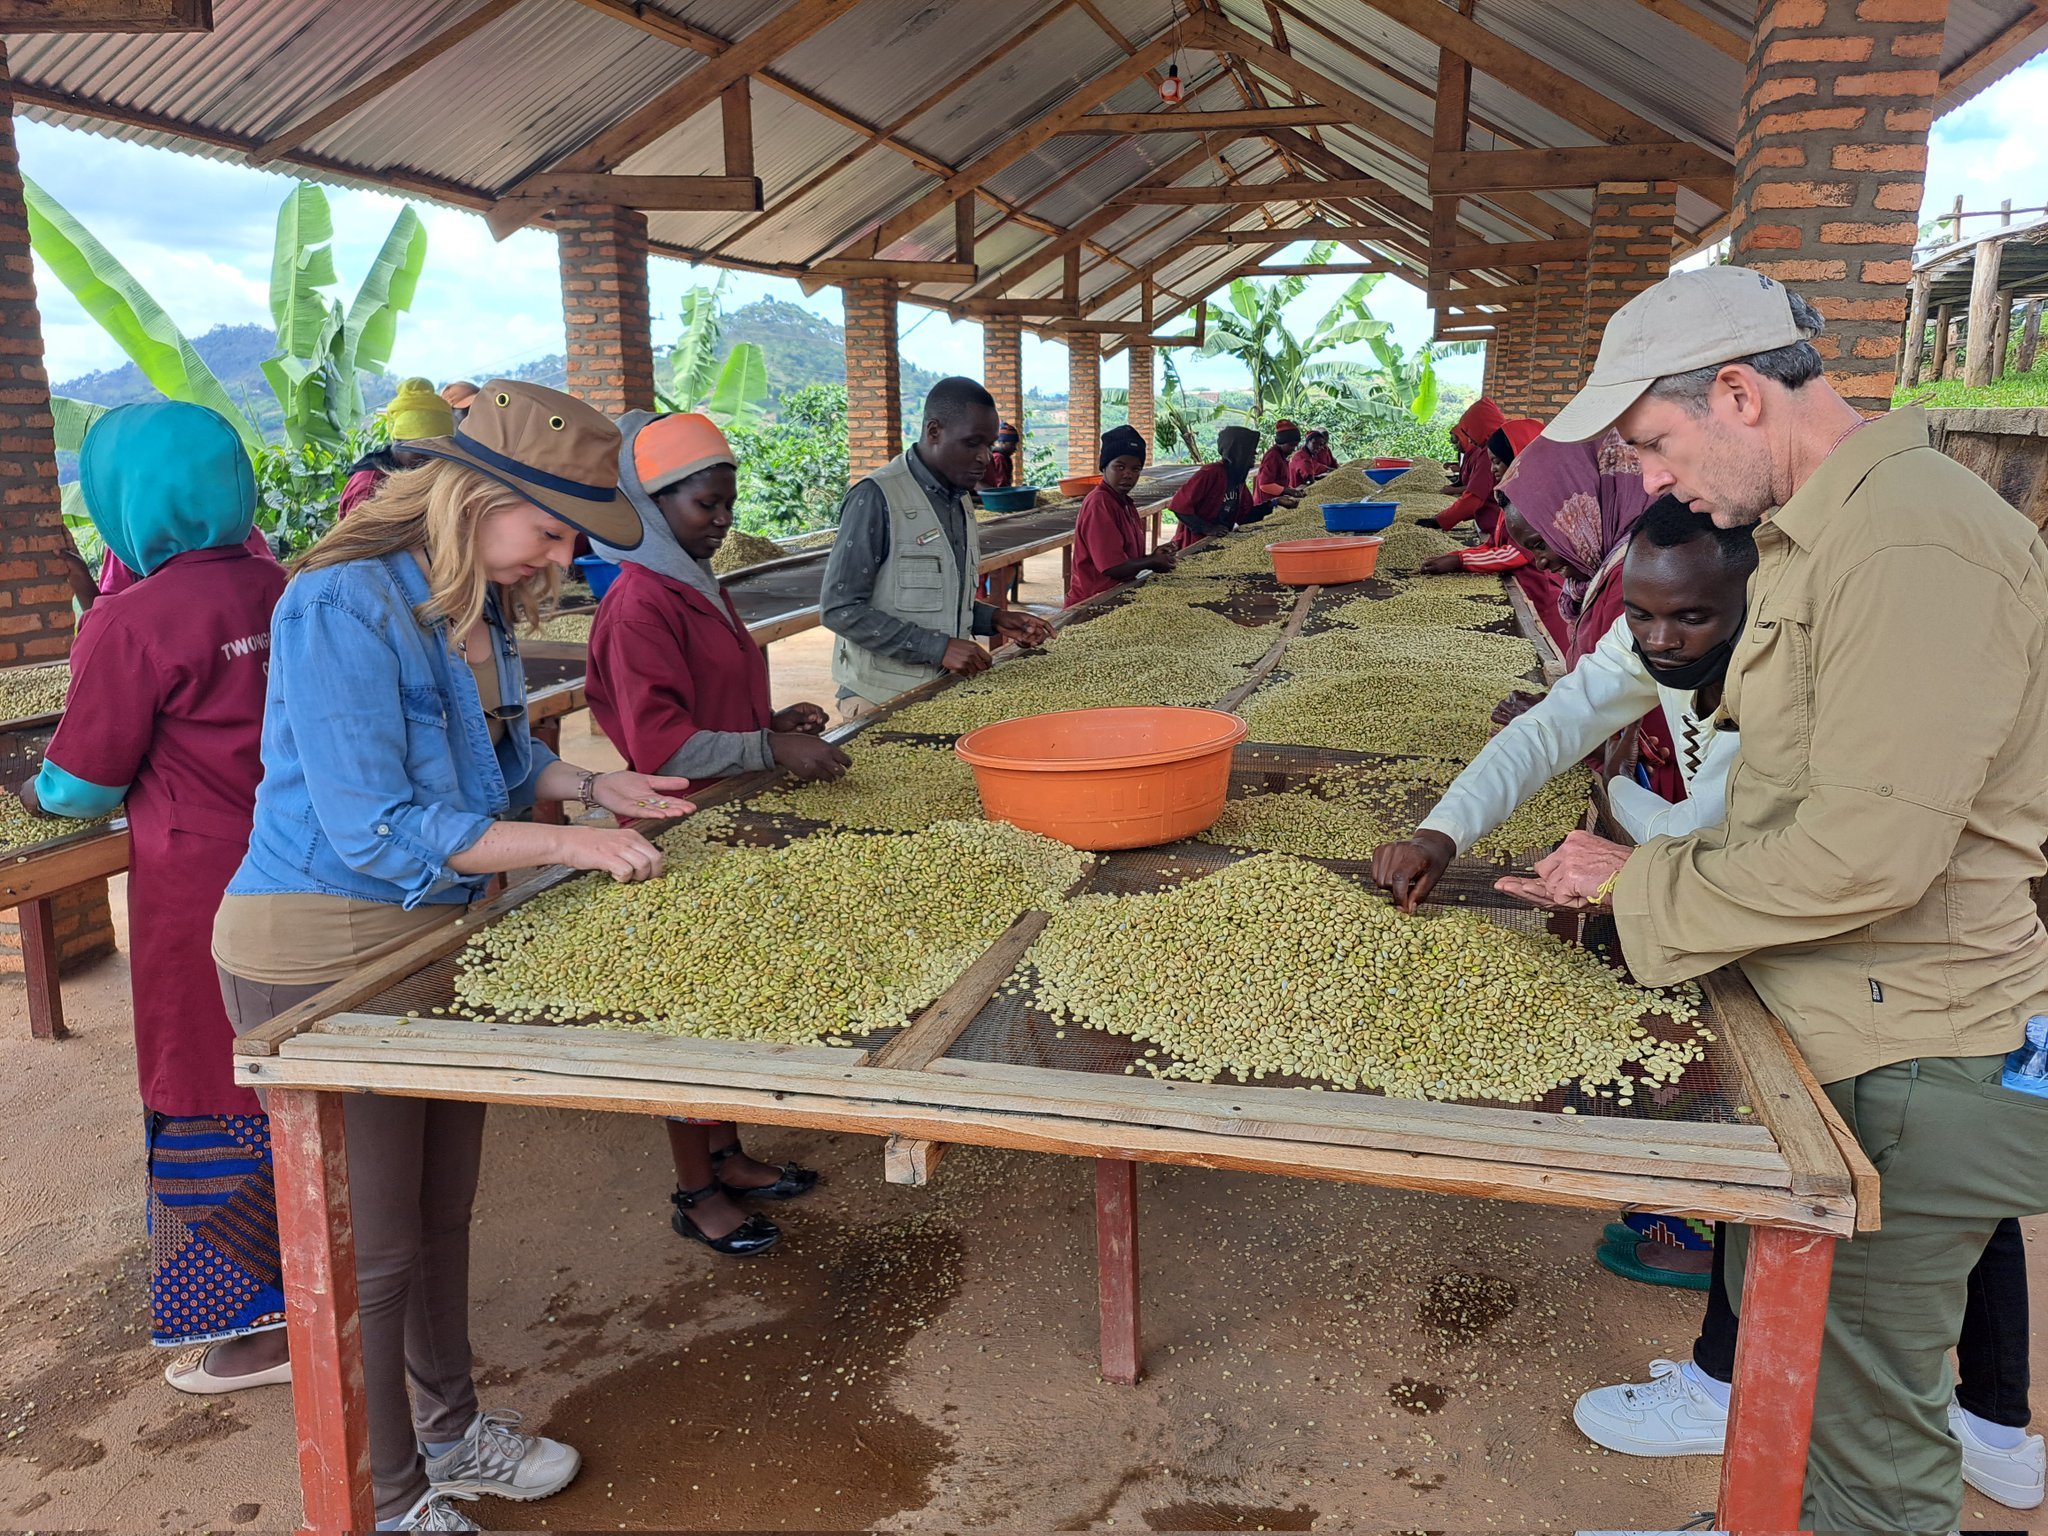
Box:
[2000,1015,2048,1097]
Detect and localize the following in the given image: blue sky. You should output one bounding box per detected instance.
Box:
[20,50,2044,398]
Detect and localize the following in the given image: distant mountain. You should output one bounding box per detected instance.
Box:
[54,323,400,439]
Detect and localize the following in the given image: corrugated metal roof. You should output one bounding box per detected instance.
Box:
[6,0,2042,327]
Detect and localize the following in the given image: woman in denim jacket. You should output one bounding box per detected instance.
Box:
[214,381,689,1533]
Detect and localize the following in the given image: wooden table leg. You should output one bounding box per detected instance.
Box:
[532,717,565,826]
[271,1088,374,1535]
[1095,1157,1140,1384]
[19,895,67,1040]
[1717,1225,1835,1534]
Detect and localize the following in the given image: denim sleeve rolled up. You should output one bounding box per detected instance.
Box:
[229,552,544,912]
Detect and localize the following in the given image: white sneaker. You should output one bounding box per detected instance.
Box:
[423,1409,580,1502]
[391,1490,479,1531]
[1949,1398,2046,1510]
[1572,1358,1728,1457]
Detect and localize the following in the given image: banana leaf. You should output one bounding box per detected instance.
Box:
[669,280,727,411]
[703,341,768,429]
[50,395,110,454]
[269,183,339,363]
[24,173,258,448]
[338,205,428,418]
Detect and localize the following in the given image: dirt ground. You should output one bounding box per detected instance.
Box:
[1,553,2041,1533]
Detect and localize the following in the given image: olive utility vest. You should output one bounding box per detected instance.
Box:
[831,451,982,705]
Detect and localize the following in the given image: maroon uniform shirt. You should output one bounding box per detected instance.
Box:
[1167,461,1249,549]
[1066,482,1146,608]
[585,560,773,781]
[46,544,285,1115]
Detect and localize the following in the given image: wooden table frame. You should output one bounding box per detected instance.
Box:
[0,823,129,1039]
[234,496,1877,1535]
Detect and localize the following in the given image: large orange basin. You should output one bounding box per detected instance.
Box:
[1057,472,1103,498]
[1267,535,1382,585]
[955,706,1248,850]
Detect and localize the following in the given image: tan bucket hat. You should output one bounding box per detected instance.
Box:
[403,379,640,549]
[1545,265,1808,443]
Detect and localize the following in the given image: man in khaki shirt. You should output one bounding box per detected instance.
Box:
[1503,266,2048,1534]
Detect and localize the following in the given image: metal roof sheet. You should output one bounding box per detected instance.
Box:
[5,0,2041,324]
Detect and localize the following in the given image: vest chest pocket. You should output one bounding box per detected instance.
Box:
[895,554,950,614]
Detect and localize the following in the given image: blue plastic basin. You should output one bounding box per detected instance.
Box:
[1362,465,1407,487]
[1322,500,1399,533]
[574,553,621,599]
[977,485,1041,512]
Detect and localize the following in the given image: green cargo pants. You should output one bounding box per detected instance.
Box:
[1727,1053,2048,1536]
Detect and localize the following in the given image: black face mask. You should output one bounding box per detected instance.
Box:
[1632,609,1745,692]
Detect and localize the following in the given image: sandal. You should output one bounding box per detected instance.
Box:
[710,1144,819,1201]
[1594,1231,1712,1292]
[670,1184,780,1256]
[164,1344,293,1395]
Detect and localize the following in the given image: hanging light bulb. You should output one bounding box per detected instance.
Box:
[1159,62,1183,107]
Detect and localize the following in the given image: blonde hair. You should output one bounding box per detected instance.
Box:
[292,462,560,641]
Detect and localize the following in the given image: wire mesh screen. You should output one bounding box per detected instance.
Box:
[944,840,1748,1125]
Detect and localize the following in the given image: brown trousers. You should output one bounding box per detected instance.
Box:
[219,971,485,1523]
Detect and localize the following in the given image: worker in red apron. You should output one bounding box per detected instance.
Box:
[588,410,844,1257]
[19,402,291,1394]
[982,421,1020,489]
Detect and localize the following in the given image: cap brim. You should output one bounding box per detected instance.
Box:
[1543,376,1655,444]
[400,437,643,550]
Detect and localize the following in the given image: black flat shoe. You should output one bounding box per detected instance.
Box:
[710,1146,820,1202]
[670,1184,780,1256]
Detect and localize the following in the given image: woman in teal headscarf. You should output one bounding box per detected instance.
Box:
[18,402,294,1393]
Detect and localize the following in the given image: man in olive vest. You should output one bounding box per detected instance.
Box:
[822,377,1055,718]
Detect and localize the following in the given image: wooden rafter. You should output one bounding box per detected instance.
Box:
[1428,24,1472,288]
[843,37,1175,261]
[1626,0,1748,62]
[1191,16,1586,243]
[1938,3,2048,109]
[1062,104,1346,134]
[1188,222,1400,245]
[1246,261,1402,276]
[486,174,761,238]
[250,0,524,165]
[1433,144,1733,197]
[1109,176,1392,206]
[0,0,210,28]
[1431,237,1587,269]
[492,0,859,227]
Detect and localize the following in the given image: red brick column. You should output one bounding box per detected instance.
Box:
[1125,342,1156,458]
[983,317,1022,452]
[1528,259,1590,410]
[555,204,655,417]
[1481,335,1501,403]
[1067,340,1101,474]
[842,279,901,478]
[1732,0,1946,412]
[0,48,75,669]
[1492,308,1537,415]
[1586,180,1678,359]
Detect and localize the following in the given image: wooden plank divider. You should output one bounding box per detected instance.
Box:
[1215,586,1316,712]
[868,911,1049,1071]
[1703,970,1854,1201]
[229,1053,1857,1235]
[0,826,130,912]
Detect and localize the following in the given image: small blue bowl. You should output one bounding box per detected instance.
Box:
[1363,465,1407,487]
[977,485,1040,513]
[574,553,621,599]
[1323,500,1399,533]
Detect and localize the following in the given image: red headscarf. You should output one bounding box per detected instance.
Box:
[1500,418,1544,458]
[1451,396,1507,454]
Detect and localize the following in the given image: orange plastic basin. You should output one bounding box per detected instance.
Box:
[1057,472,1103,498]
[955,706,1248,850]
[1267,535,1382,585]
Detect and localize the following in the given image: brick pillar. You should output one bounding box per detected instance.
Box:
[1493,308,1536,415]
[555,204,655,416]
[1528,259,1590,410]
[1731,0,1946,413]
[1125,342,1156,457]
[1067,341,1101,474]
[842,279,901,479]
[0,48,75,669]
[983,317,1022,451]
[0,882,116,976]
[1586,180,1678,361]
[1481,335,1500,402]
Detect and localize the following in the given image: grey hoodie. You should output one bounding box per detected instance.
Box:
[590,410,776,780]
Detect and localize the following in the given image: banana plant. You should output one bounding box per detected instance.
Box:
[657,277,771,429]
[25,171,257,448]
[1195,241,1394,425]
[262,183,427,450]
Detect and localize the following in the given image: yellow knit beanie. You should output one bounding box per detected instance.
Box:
[384,376,456,441]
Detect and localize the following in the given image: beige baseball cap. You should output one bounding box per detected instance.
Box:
[1546,265,1809,442]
